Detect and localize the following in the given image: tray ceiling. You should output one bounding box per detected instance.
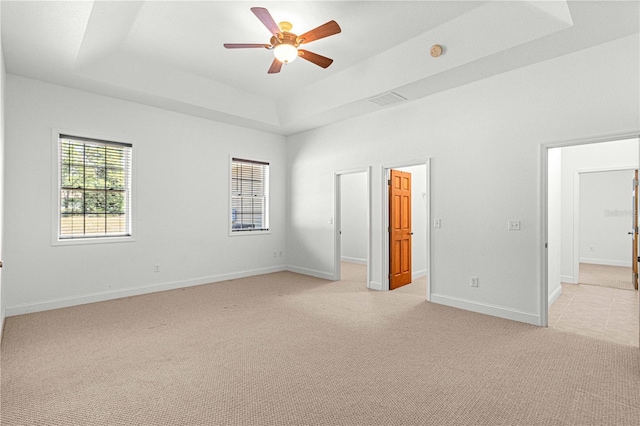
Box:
[2,1,638,135]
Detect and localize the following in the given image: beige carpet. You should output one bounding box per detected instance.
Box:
[579,262,635,290]
[1,264,639,425]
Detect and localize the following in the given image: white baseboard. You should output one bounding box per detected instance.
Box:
[368,281,383,291]
[548,285,563,306]
[413,269,427,280]
[287,264,384,290]
[560,275,577,284]
[580,259,632,267]
[340,256,367,265]
[430,293,540,326]
[6,266,287,317]
[0,308,5,345]
[286,265,335,281]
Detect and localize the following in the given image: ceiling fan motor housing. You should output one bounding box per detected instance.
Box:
[271,31,300,48]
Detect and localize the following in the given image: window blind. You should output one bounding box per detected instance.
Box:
[59,135,132,239]
[231,158,269,232]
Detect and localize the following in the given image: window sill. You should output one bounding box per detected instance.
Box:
[52,236,135,247]
[229,230,271,237]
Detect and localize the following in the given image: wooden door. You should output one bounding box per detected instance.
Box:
[389,170,412,289]
[633,170,639,290]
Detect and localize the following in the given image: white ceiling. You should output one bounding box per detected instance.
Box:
[2,1,639,135]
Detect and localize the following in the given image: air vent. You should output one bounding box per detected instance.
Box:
[367,92,407,107]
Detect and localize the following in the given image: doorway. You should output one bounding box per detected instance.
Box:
[334,168,370,287]
[545,136,639,346]
[382,161,430,297]
[577,169,637,290]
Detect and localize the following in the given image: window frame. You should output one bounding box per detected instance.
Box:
[229,156,271,236]
[51,129,136,246]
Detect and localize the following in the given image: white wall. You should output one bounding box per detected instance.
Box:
[287,34,640,325]
[4,75,287,315]
[340,172,368,264]
[579,170,635,266]
[548,148,562,306]
[560,139,638,282]
[0,4,6,339]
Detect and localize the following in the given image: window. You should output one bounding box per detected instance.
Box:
[231,158,269,233]
[58,134,132,240]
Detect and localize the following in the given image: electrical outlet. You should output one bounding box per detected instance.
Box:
[154,264,160,273]
[508,220,521,231]
[273,251,277,258]
[590,246,595,252]
[470,276,479,287]
[279,251,283,257]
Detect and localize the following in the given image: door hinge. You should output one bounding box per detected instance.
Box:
[545,243,548,248]
[388,227,390,232]
[388,274,392,279]
[388,179,391,186]
[634,179,639,187]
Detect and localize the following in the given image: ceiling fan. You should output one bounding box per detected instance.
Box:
[223,7,341,74]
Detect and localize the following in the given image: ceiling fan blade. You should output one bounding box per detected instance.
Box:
[298,49,334,69]
[251,7,281,36]
[268,58,283,74]
[223,43,269,49]
[297,20,341,44]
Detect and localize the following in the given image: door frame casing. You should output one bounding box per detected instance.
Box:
[334,167,372,286]
[382,159,431,298]
[540,132,640,328]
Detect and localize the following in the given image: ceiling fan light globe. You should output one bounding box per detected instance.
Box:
[274,44,298,63]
